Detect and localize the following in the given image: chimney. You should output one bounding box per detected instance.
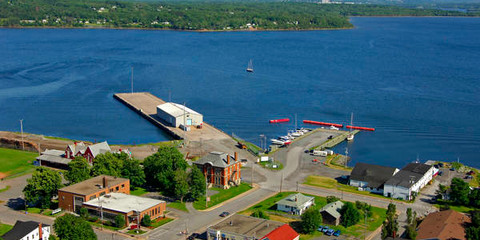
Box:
[38,223,42,239]
[234,152,238,162]
[103,177,107,188]
[227,155,230,165]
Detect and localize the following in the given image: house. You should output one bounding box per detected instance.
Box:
[320,201,344,226]
[1,221,50,240]
[156,102,203,128]
[194,151,241,189]
[416,210,471,240]
[349,162,399,194]
[65,141,129,164]
[276,193,315,215]
[82,192,166,226]
[383,163,435,200]
[58,175,130,212]
[261,224,300,240]
[36,149,71,169]
[206,214,299,240]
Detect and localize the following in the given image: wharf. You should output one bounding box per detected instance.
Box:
[314,129,360,150]
[113,92,230,142]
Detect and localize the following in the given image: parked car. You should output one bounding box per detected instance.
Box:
[322,226,330,233]
[188,233,200,240]
[326,229,335,236]
[333,230,341,236]
[220,212,230,217]
[317,226,325,232]
[438,171,443,176]
[438,163,444,167]
[328,135,333,139]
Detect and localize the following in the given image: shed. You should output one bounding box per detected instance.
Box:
[156,102,203,128]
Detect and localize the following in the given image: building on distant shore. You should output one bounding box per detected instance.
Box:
[194,151,241,189]
[276,193,315,215]
[82,192,166,226]
[156,102,203,128]
[383,163,435,200]
[320,200,344,226]
[206,214,299,240]
[1,221,50,240]
[349,162,399,194]
[416,210,470,240]
[58,175,130,212]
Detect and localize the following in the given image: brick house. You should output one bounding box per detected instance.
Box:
[194,152,241,189]
[58,175,130,212]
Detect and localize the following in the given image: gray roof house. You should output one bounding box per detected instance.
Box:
[194,151,239,168]
[320,201,344,226]
[349,162,399,194]
[194,152,241,189]
[383,163,435,200]
[276,193,315,215]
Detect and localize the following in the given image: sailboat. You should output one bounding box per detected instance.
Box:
[347,112,354,141]
[246,59,254,72]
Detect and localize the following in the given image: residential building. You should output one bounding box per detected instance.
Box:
[36,149,71,169]
[58,175,130,212]
[82,192,166,226]
[417,210,471,240]
[194,151,241,189]
[349,162,399,194]
[384,163,435,200]
[276,193,315,215]
[320,201,344,226]
[260,224,300,240]
[156,102,203,128]
[207,214,298,240]
[1,221,50,240]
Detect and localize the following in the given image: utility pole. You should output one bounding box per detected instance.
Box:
[251,162,254,188]
[131,66,134,94]
[279,172,284,193]
[20,119,24,150]
[344,147,349,168]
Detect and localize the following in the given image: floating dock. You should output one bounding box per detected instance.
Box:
[113,92,230,141]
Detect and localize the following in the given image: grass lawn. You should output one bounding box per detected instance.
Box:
[0,148,37,178]
[240,191,386,240]
[259,161,284,170]
[193,183,252,210]
[304,175,407,203]
[167,201,188,212]
[150,217,174,228]
[130,187,148,196]
[0,223,13,236]
[127,229,146,235]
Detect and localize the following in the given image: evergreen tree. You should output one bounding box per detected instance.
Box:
[141,214,152,227]
[450,178,470,206]
[382,203,399,239]
[173,169,189,202]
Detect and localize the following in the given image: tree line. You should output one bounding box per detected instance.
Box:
[0,0,474,30]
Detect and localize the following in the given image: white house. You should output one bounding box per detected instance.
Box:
[1,221,50,240]
[349,162,399,194]
[384,163,435,200]
[276,193,315,215]
[156,102,203,128]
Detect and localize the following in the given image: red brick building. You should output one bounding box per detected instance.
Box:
[194,152,241,189]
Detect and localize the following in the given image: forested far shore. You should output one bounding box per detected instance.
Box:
[0,0,475,31]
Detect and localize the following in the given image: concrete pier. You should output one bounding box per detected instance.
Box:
[114,92,230,142]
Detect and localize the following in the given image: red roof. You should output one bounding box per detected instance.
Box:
[261,224,299,240]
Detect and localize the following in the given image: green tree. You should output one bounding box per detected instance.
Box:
[143,146,187,194]
[435,184,448,200]
[405,208,417,240]
[301,208,322,234]
[79,207,89,219]
[466,211,480,240]
[114,214,125,228]
[121,158,146,189]
[23,167,62,209]
[382,203,399,239]
[326,196,340,203]
[91,152,123,177]
[141,214,151,227]
[174,169,189,202]
[450,178,470,206]
[188,165,206,200]
[340,202,360,227]
[469,188,480,208]
[251,210,270,220]
[65,156,91,184]
[54,214,96,240]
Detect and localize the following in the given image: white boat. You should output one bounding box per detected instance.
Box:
[330,126,339,130]
[347,112,354,141]
[271,139,285,145]
[246,59,254,72]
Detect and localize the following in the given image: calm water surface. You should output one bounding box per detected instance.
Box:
[1,17,479,168]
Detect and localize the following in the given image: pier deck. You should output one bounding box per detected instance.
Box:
[114,92,230,142]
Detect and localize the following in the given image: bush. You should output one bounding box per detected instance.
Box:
[114,214,125,228]
[251,210,270,220]
[327,196,340,203]
[79,208,88,219]
[340,202,360,228]
[141,215,151,227]
[301,208,322,234]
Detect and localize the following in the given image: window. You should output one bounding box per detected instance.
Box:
[62,196,65,200]
[116,186,119,191]
[121,184,125,188]
[110,188,114,192]
[89,196,96,201]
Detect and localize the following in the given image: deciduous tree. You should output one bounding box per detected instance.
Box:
[54,214,96,240]
[450,178,469,206]
[143,146,187,194]
[65,156,91,184]
[121,158,146,189]
[23,167,62,209]
[91,152,123,177]
[340,202,360,227]
[174,169,189,202]
[301,208,322,234]
[251,210,270,219]
[188,165,206,200]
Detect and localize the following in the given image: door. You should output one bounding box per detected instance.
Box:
[187,119,192,125]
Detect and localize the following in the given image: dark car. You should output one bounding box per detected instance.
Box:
[220,212,230,217]
[333,230,341,236]
[188,233,200,240]
[450,168,455,171]
[322,226,330,233]
[328,135,333,139]
[326,229,335,236]
[438,163,444,167]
